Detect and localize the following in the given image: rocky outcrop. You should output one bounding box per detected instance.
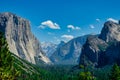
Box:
[99,21,120,42]
[80,21,120,67]
[50,35,87,65]
[0,12,50,64]
[80,35,108,67]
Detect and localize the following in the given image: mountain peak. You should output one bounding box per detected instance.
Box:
[80,20,120,67]
[0,12,14,15]
[0,12,19,19]
[99,21,120,42]
[60,41,65,44]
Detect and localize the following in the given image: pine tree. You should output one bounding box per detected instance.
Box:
[109,64,120,80]
[79,71,96,80]
[0,31,18,79]
[79,65,96,80]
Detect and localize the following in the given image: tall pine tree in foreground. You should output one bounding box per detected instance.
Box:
[79,65,96,80]
[0,31,42,80]
[0,31,19,79]
[109,64,120,80]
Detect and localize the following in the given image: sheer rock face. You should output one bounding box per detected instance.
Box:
[80,21,120,67]
[0,12,50,64]
[80,36,108,67]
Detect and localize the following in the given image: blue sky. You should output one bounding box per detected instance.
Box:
[1,0,120,44]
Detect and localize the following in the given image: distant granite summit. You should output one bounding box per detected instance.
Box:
[0,12,50,64]
[41,42,58,57]
[41,41,65,58]
[80,21,120,67]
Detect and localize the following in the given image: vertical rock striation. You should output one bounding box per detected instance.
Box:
[0,12,50,64]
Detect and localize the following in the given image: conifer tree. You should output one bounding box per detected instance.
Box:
[109,64,120,80]
[79,65,96,80]
[0,31,17,79]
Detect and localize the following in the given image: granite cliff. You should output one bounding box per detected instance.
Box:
[80,21,120,67]
[0,12,50,64]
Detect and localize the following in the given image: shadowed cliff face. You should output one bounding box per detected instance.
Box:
[0,12,50,64]
[80,21,120,67]
[80,36,108,67]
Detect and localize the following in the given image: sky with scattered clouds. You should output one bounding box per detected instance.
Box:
[1,0,120,43]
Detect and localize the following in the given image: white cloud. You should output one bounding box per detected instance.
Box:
[107,18,118,23]
[75,26,81,30]
[61,35,74,41]
[67,25,81,30]
[96,18,100,22]
[67,25,75,29]
[39,20,60,29]
[90,25,95,29]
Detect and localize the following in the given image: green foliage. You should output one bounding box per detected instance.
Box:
[97,44,107,51]
[79,65,96,80]
[79,71,96,80]
[0,31,41,80]
[0,31,17,79]
[37,65,80,80]
[13,55,41,80]
[94,66,111,80]
[109,64,120,80]
[107,42,114,46]
[80,65,85,69]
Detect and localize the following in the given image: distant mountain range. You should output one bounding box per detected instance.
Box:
[41,42,58,57]
[50,35,88,65]
[41,41,65,58]
[80,21,120,67]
